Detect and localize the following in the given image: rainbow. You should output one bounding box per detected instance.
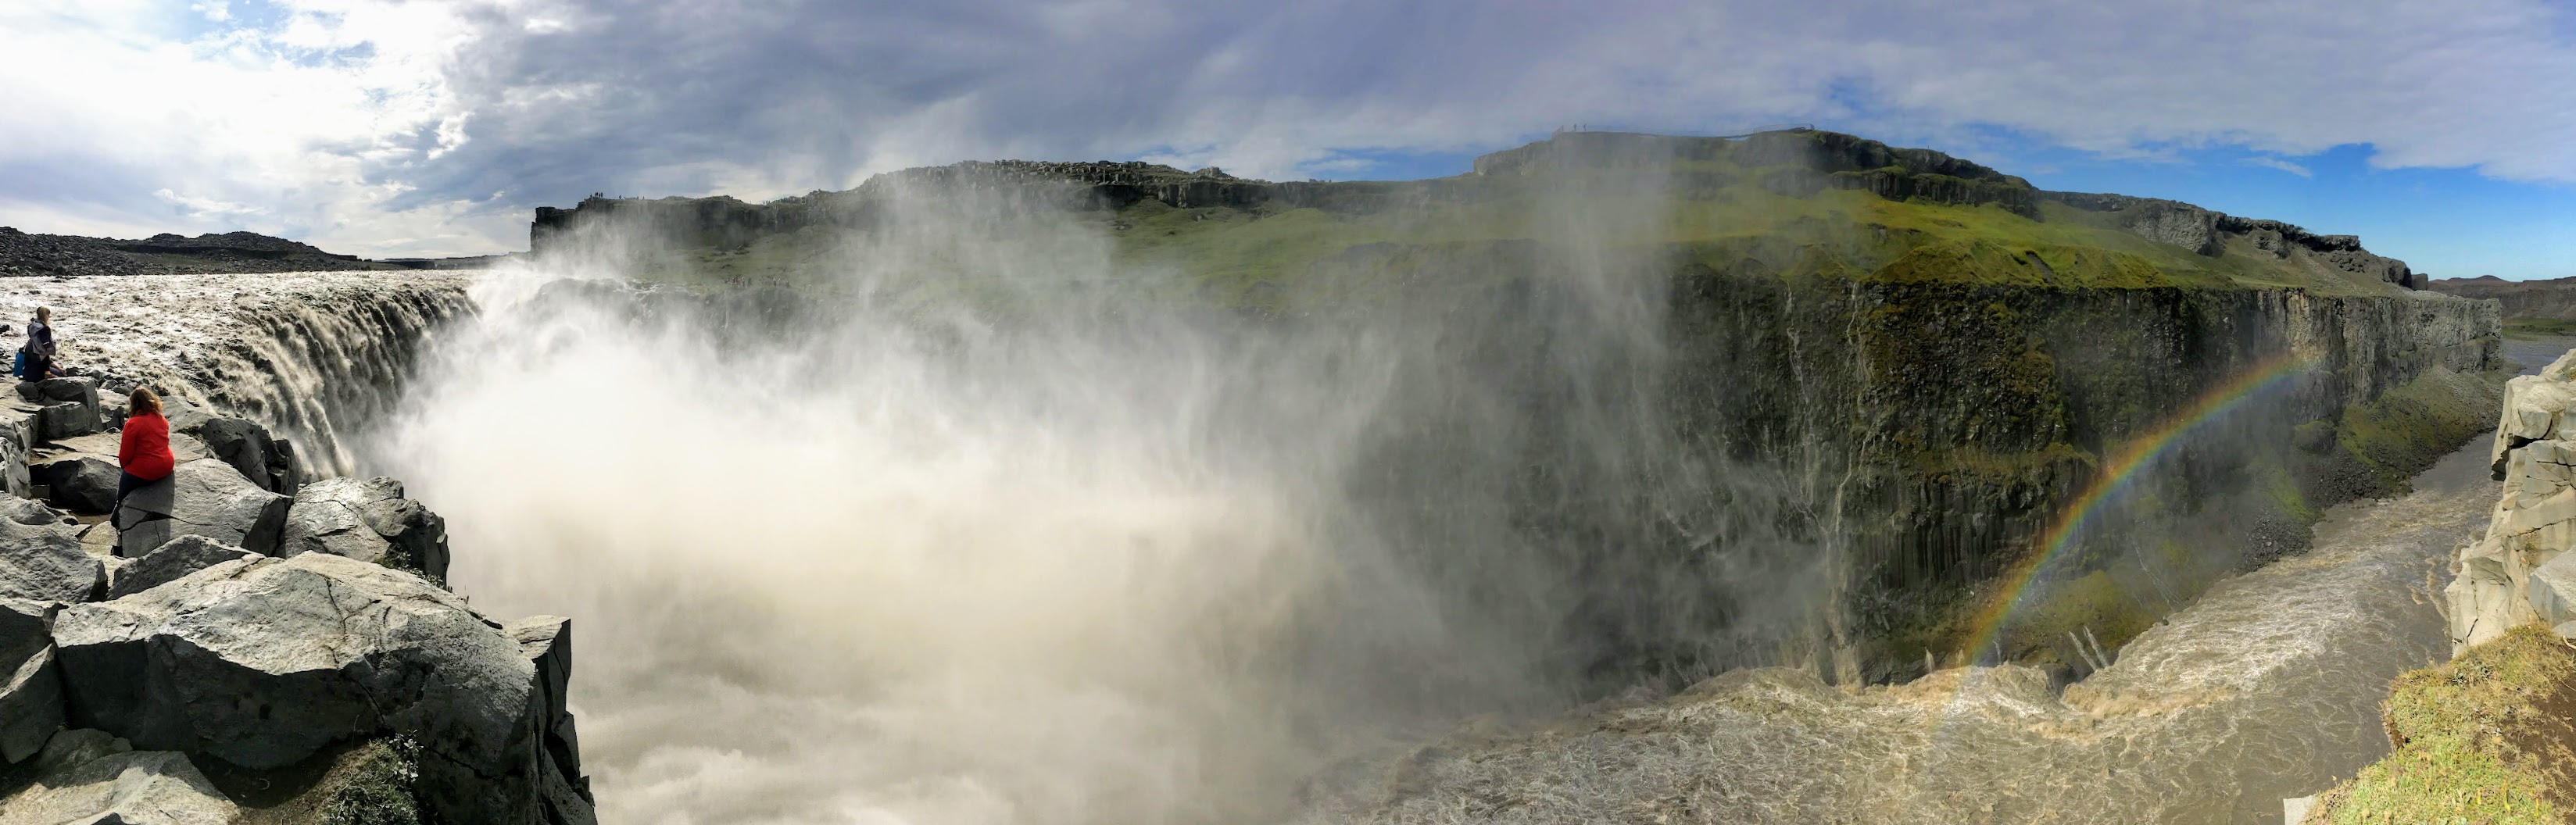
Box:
[1949,349,2326,668]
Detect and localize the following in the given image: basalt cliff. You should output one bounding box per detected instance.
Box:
[525,129,2506,686]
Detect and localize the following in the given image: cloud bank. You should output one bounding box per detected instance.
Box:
[4,0,2574,256]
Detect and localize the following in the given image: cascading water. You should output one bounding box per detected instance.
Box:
[0,252,2497,824]
[0,272,472,475]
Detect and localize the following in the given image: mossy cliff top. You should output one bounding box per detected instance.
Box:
[531,128,2427,301]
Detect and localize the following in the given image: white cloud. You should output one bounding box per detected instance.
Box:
[9,0,2576,256]
[2244,156,2314,177]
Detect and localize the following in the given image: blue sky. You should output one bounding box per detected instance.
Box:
[5,0,2576,278]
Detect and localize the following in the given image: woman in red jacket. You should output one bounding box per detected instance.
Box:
[114,387,174,534]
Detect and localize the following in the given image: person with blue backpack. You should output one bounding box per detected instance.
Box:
[19,307,60,380]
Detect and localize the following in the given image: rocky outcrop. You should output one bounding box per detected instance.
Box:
[2042,192,2420,288]
[115,459,289,558]
[105,534,257,599]
[198,416,296,495]
[279,475,449,581]
[2450,349,2576,648]
[52,552,589,823]
[2428,275,2576,323]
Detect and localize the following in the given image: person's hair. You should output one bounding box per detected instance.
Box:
[34,307,48,322]
[129,387,160,416]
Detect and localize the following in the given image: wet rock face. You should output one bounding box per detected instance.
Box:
[196,416,296,495]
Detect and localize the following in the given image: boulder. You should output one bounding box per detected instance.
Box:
[106,535,257,599]
[0,737,237,825]
[34,376,98,412]
[28,452,117,514]
[0,598,52,662]
[37,400,97,441]
[0,517,101,603]
[281,476,449,580]
[2535,552,2576,627]
[0,494,70,527]
[0,646,63,762]
[116,458,289,557]
[50,552,577,824]
[508,616,585,788]
[199,416,295,495]
[0,599,60,762]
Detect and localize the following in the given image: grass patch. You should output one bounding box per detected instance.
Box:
[2335,366,2514,492]
[2303,624,2576,824]
[2508,318,2576,338]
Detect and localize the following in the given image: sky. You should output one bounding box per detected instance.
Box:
[3,0,2575,278]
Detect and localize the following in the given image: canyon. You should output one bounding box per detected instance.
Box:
[0,128,2527,823]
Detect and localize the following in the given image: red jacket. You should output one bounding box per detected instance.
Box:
[120,411,174,480]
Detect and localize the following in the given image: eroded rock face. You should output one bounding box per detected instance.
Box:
[280,475,449,581]
[116,458,288,557]
[2453,348,2576,650]
[50,552,579,824]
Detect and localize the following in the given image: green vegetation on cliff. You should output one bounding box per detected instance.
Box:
[2303,624,2576,824]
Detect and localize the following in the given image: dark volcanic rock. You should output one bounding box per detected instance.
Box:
[0,225,399,278]
[280,476,449,581]
[51,552,588,825]
[27,453,116,515]
[116,459,289,557]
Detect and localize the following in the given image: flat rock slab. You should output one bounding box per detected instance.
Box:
[106,535,256,599]
[0,518,100,604]
[116,458,287,557]
[0,738,236,825]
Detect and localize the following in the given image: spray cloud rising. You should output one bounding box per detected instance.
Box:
[356,166,1837,824]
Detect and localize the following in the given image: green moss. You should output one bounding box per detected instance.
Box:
[2305,625,2576,823]
[317,739,422,825]
[2335,366,2513,492]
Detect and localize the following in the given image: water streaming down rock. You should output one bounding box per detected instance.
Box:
[0,272,473,477]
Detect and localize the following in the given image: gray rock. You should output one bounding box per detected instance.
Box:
[281,476,448,580]
[116,458,289,557]
[51,552,571,824]
[34,377,98,411]
[37,401,97,441]
[0,494,69,527]
[2535,552,2576,626]
[106,536,257,599]
[29,453,116,514]
[0,646,63,762]
[0,598,52,663]
[199,416,295,495]
[508,616,583,787]
[0,518,101,603]
[0,745,237,825]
